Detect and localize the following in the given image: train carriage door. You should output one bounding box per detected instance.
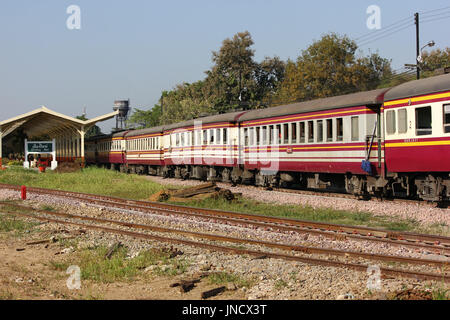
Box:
[364,105,382,174]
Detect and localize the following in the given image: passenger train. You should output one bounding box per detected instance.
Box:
[86,73,450,202]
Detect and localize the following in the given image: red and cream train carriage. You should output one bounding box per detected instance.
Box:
[238,89,388,192]
[383,73,450,201]
[162,112,245,181]
[85,130,127,168]
[86,72,450,201]
[124,126,164,175]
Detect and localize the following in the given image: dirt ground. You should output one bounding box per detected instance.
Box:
[0,232,245,300]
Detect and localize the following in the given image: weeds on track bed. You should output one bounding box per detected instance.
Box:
[207,271,255,288]
[168,198,423,233]
[50,245,189,283]
[0,213,38,236]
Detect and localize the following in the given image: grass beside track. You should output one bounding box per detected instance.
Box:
[167,197,434,234]
[0,167,448,235]
[0,166,161,199]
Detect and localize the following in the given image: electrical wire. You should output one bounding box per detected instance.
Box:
[355,15,412,42]
[420,5,450,16]
[357,23,414,47]
[421,14,450,24]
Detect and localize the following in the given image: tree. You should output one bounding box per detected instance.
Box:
[421,48,450,77]
[205,31,257,112]
[127,105,162,129]
[159,82,215,125]
[76,115,102,138]
[274,33,392,104]
[255,56,286,107]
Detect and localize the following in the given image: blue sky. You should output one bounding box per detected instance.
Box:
[1,0,449,132]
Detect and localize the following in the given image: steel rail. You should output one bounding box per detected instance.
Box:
[1,206,448,283]
[1,201,448,268]
[3,183,448,241]
[1,183,450,252]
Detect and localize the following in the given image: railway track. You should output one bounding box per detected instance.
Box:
[273,186,446,209]
[0,201,449,284]
[1,183,450,256]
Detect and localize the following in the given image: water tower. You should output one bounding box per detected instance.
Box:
[113,99,130,131]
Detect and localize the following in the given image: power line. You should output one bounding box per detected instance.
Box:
[357,23,414,47]
[355,16,411,42]
[421,14,450,24]
[420,5,450,16]
[419,9,450,20]
[354,6,450,48]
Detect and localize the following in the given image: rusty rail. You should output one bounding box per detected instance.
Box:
[0,204,448,283]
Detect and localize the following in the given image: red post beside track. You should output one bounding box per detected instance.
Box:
[20,185,26,200]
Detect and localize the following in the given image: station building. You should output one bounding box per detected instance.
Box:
[0,106,118,169]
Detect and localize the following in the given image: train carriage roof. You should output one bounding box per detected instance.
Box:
[384,73,450,101]
[125,125,165,138]
[112,130,129,138]
[239,88,389,122]
[164,111,246,131]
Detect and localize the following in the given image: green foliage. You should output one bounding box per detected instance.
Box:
[154,31,285,125]
[207,272,254,288]
[127,105,162,129]
[421,48,450,78]
[0,214,38,234]
[168,197,429,234]
[0,166,162,200]
[274,33,392,104]
[159,81,216,125]
[431,285,449,300]
[50,246,188,283]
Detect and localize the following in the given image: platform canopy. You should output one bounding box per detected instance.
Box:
[0,106,119,166]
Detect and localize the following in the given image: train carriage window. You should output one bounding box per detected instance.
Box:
[276,124,282,144]
[244,128,249,146]
[209,129,214,144]
[317,120,323,142]
[216,129,221,145]
[283,124,289,144]
[269,125,274,145]
[386,110,396,135]
[203,130,208,145]
[223,128,228,144]
[337,118,343,141]
[444,104,450,133]
[191,131,195,145]
[256,127,260,145]
[416,106,432,136]
[262,126,267,145]
[299,122,305,143]
[326,119,333,142]
[351,116,359,141]
[308,121,314,143]
[398,109,407,134]
[291,123,297,144]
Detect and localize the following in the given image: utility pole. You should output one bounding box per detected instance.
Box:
[415,12,420,80]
